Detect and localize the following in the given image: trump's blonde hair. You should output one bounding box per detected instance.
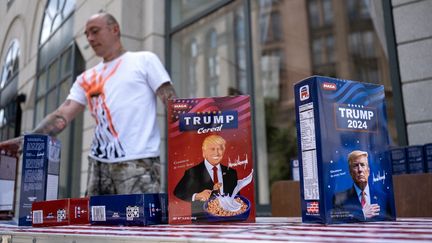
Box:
[348,150,368,167]
[202,135,226,150]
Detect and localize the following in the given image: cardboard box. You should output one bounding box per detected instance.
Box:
[32,198,89,227]
[0,154,17,219]
[18,134,61,226]
[390,148,407,175]
[424,143,432,173]
[89,193,167,226]
[167,96,255,224]
[406,146,425,174]
[294,76,396,224]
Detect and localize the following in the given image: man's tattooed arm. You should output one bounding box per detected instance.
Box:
[156,82,178,106]
[32,99,85,137]
[32,113,68,136]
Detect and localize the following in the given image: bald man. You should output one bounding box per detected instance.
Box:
[29,12,177,196]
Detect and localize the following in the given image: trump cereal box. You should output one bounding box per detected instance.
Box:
[89,193,167,226]
[19,134,61,226]
[32,198,89,227]
[294,76,396,224]
[168,96,255,224]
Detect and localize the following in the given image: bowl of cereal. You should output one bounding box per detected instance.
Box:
[203,195,251,222]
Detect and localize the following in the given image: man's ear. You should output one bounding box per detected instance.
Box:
[113,24,120,36]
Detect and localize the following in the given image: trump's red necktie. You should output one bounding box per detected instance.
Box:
[361,191,366,208]
[212,166,219,184]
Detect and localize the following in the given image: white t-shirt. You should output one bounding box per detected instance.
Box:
[67,51,171,163]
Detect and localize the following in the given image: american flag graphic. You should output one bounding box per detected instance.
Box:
[306,201,319,214]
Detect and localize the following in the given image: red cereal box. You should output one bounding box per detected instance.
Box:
[32,198,89,227]
[168,95,255,224]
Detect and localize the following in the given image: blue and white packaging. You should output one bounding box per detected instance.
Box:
[294,76,396,224]
[390,148,407,175]
[406,146,425,174]
[424,143,432,173]
[18,134,61,226]
[90,193,168,226]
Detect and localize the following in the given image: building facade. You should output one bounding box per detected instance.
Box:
[1,0,431,216]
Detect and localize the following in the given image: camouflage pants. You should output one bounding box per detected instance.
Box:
[86,156,161,196]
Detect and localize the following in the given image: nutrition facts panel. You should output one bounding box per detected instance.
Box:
[299,103,319,200]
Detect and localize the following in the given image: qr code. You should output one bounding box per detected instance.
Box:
[57,209,66,222]
[126,206,140,221]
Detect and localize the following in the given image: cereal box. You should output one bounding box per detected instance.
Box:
[294,76,396,224]
[89,193,167,226]
[19,134,61,226]
[390,147,407,175]
[0,154,17,219]
[32,198,89,227]
[168,96,255,224]
[424,143,432,173]
[406,145,425,174]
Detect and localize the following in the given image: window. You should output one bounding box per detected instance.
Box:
[169,0,398,213]
[36,0,84,198]
[40,0,75,44]
[0,39,21,140]
[0,40,19,89]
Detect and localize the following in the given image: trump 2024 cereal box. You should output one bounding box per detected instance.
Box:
[19,134,61,226]
[294,76,396,224]
[168,95,255,224]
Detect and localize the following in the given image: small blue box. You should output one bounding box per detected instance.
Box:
[294,76,396,224]
[18,134,61,226]
[406,146,425,174]
[423,143,432,173]
[90,193,168,226]
[389,148,407,175]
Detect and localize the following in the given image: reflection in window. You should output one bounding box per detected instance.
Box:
[347,0,370,20]
[187,39,198,97]
[40,0,75,44]
[235,8,247,94]
[308,0,334,28]
[308,0,320,28]
[322,0,333,25]
[0,39,19,89]
[206,29,219,96]
[260,11,283,44]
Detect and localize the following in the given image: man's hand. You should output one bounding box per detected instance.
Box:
[195,189,212,202]
[0,136,24,155]
[362,203,380,219]
[213,183,222,191]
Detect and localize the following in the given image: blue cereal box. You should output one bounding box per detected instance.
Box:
[390,148,407,175]
[89,193,168,226]
[294,76,396,224]
[424,143,432,173]
[18,134,61,226]
[406,146,425,174]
